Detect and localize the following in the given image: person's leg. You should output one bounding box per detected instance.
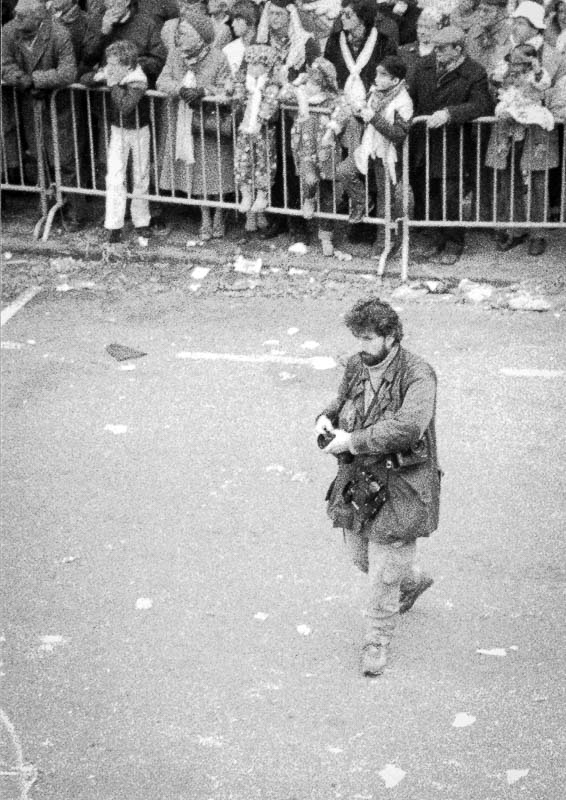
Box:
[337,155,366,223]
[235,133,253,212]
[361,540,417,675]
[524,169,548,255]
[130,125,151,230]
[104,125,128,233]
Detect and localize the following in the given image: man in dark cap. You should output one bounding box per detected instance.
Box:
[407,24,492,264]
[1,0,81,218]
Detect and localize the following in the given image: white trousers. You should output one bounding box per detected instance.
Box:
[104,124,150,230]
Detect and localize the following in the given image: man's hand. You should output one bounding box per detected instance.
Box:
[16,74,33,90]
[323,428,352,455]
[427,109,450,128]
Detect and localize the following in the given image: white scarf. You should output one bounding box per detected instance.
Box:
[339,28,377,109]
[176,70,196,164]
[240,73,269,134]
[354,85,413,183]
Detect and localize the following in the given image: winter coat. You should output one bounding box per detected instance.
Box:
[82,6,166,86]
[485,123,560,172]
[1,17,77,89]
[1,17,77,175]
[320,347,441,544]
[156,44,235,196]
[408,53,492,178]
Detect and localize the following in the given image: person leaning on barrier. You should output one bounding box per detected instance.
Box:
[94,39,152,241]
[331,55,413,258]
[1,0,80,212]
[398,5,443,87]
[156,9,235,239]
[486,1,562,256]
[407,24,492,265]
[316,297,440,678]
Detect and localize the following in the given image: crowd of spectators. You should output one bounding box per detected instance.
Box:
[2,0,565,262]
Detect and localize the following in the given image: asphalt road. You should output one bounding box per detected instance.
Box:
[1,285,565,800]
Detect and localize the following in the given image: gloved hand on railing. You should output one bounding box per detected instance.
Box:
[179,87,205,106]
[14,75,33,91]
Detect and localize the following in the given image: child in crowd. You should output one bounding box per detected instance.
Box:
[325,55,413,256]
[223,0,260,77]
[280,56,340,219]
[95,40,151,243]
[207,0,234,48]
[493,44,554,131]
[233,44,281,214]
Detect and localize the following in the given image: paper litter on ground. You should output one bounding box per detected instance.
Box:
[506,769,529,785]
[135,598,153,610]
[300,340,320,350]
[452,713,476,728]
[104,424,128,435]
[288,242,308,255]
[477,648,507,657]
[296,624,311,636]
[378,763,406,788]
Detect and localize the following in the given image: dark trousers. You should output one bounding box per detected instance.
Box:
[412,166,464,247]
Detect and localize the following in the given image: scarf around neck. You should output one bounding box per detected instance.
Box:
[339,27,378,108]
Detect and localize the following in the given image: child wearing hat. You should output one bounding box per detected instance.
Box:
[279,56,340,219]
[494,44,553,130]
[327,55,413,257]
[94,40,151,242]
[233,43,282,213]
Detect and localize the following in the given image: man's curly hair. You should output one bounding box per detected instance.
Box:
[105,40,139,69]
[344,298,404,343]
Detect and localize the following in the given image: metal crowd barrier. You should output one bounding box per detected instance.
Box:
[1,85,52,238]
[2,83,565,281]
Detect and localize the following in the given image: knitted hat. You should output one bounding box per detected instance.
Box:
[269,0,294,8]
[512,1,546,30]
[182,8,216,43]
[245,43,279,70]
[432,24,466,46]
[309,57,338,93]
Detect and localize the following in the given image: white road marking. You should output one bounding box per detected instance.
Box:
[175,352,336,370]
[0,708,38,799]
[1,287,41,327]
[500,368,564,378]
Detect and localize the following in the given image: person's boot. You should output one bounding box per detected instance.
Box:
[399,575,434,614]
[200,207,212,241]
[239,186,252,213]
[318,228,334,257]
[360,639,389,677]
[527,236,546,256]
[212,208,224,239]
[250,189,268,213]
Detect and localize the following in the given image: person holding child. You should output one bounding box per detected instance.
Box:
[95,40,152,241]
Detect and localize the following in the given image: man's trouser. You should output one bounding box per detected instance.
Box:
[105,124,150,230]
[344,530,419,645]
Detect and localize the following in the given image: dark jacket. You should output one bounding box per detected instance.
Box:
[82,7,166,86]
[320,347,441,544]
[408,53,492,178]
[54,5,90,73]
[324,27,397,92]
[1,16,77,88]
[107,77,148,128]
